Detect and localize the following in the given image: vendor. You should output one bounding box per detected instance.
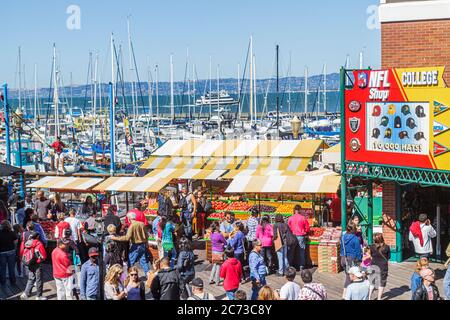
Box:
[330,193,342,227]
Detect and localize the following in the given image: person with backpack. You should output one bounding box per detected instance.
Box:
[179,187,196,241]
[19,231,47,300]
[176,237,196,299]
[80,247,100,300]
[220,247,242,300]
[195,190,210,239]
[54,212,71,240]
[273,214,296,276]
[368,233,390,301]
[187,278,216,300]
[150,257,183,300]
[52,238,75,300]
[159,216,177,268]
[409,214,437,259]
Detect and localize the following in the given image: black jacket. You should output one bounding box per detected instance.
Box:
[103,214,122,234]
[273,222,297,247]
[176,250,195,280]
[413,283,441,300]
[150,268,183,300]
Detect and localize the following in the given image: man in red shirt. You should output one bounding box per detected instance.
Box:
[51,136,66,174]
[288,205,310,270]
[124,204,149,228]
[52,238,74,300]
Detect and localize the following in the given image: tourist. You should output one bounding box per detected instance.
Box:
[220,247,242,300]
[228,221,246,274]
[0,178,8,205]
[177,237,196,299]
[443,243,450,300]
[0,199,9,224]
[104,225,125,271]
[50,193,66,221]
[65,208,85,261]
[273,214,296,276]
[279,267,300,300]
[298,269,327,300]
[257,285,279,300]
[351,214,364,246]
[150,257,183,300]
[83,211,98,235]
[188,277,216,300]
[55,212,70,240]
[51,136,67,173]
[19,231,47,300]
[209,222,226,285]
[24,194,34,210]
[104,264,126,300]
[103,205,121,233]
[249,239,268,300]
[81,196,97,218]
[112,211,150,276]
[340,223,362,299]
[409,214,437,259]
[234,289,247,301]
[15,201,26,226]
[52,238,74,300]
[152,214,164,259]
[256,215,274,272]
[345,266,370,300]
[30,214,48,247]
[125,204,149,228]
[124,266,146,300]
[361,246,372,273]
[329,193,342,227]
[146,259,161,295]
[288,205,310,270]
[22,208,34,229]
[13,224,24,278]
[369,233,390,300]
[34,190,51,221]
[411,257,430,299]
[80,247,100,300]
[160,215,177,268]
[246,207,260,252]
[220,211,235,239]
[194,190,208,239]
[0,220,18,286]
[179,187,195,240]
[413,268,442,300]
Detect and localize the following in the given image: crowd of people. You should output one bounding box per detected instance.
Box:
[0,181,449,301]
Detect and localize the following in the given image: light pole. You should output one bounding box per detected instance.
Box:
[14,107,25,199]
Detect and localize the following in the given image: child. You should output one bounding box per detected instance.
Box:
[361,246,372,273]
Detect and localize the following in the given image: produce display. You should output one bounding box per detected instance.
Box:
[144,209,158,216]
[276,203,297,213]
[225,201,252,212]
[209,212,225,220]
[249,204,276,213]
[309,227,324,238]
[40,221,57,241]
[211,201,228,211]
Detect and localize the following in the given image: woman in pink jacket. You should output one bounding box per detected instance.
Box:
[256,215,274,273]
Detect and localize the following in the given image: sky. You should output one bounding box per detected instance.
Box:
[1,0,381,88]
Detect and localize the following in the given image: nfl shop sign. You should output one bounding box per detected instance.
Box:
[345,66,450,171]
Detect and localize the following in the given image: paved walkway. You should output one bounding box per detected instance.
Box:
[1,249,447,300]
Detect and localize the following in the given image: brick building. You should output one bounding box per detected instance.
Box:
[379,0,450,260]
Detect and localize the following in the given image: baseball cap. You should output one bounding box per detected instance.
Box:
[88,247,99,257]
[372,128,380,139]
[401,105,411,116]
[406,118,417,129]
[380,116,389,127]
[416,105,426,118]
[387,104,396,115]
[348,266,363,278]
[372,105,381,117]
[399,131,409,140]
[394,116,402,129]
[191,278,204,288]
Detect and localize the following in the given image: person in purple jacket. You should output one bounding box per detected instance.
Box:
[209,222,226,285]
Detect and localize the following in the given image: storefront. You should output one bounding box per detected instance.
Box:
[341,66,450,262]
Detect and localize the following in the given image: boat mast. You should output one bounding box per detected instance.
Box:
[304,66,308,114]
[209,55,212,118]
[359,49,364,69]
[34,63,38,127]
[18,46,22,111]
[217,64,220,116]
[345,54,350,87]
[92,52,99,144]
[110,33,116,173]
[147,56,153,121]
[192,63,196,119]
[323,62,327,113]
[276,45,279,133]
[253,54,257,123]
[127,16,136,123]
[249,36,253,125]
[155,64,159,126]
[53,44,60,139]
[288,52,292,114]
[170,54,175,124]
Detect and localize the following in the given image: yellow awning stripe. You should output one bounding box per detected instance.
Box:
[92,177,172,193]
[28,177,104,191]
[145,169,227,180]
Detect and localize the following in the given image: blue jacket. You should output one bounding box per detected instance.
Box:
[228,231,245,254]
[33,222,48,246]
[249,250,267,281]
[80,260,100,299]
[411,271,422,299]
[340,233,362,261]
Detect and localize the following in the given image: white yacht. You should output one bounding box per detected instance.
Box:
[195,90,239,106]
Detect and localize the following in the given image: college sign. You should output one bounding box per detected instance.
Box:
[345,66,450,171]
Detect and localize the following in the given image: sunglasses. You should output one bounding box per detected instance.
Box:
[130,273,138,276]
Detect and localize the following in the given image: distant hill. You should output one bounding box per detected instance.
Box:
[7,73,340,99]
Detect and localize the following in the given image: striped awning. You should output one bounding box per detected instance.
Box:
[140,156,207,170]
[145,169,226,180]
[202,157,244,170]
[92,177,172,193]
[28,177,104,191]
[238,157,311,171]
[151,139,323,158]
[322,143,341,165]
[225,169,341,194]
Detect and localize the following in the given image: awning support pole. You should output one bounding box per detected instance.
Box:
[3,84,11,165]
[339,67,347,230]
[395,183,403,262]
[367,181,373,245]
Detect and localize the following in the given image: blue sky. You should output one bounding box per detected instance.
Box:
[1,0,380,88]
